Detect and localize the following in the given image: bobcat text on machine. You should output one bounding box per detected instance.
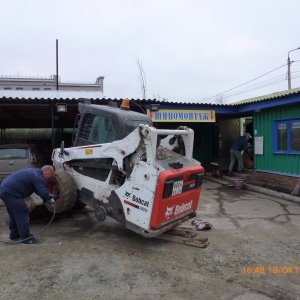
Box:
[48,98,205,237]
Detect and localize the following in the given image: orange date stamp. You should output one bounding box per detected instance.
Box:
[242,266,300,275]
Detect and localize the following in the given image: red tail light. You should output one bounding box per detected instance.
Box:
[30,155,36,164]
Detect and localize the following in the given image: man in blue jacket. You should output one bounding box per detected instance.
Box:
[228,133,252,176]
[0,165,55,245]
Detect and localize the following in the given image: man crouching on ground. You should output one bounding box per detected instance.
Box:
[0,165,56,245]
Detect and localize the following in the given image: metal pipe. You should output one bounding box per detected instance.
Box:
[156,129,189,135]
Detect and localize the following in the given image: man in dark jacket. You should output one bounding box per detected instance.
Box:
[228,133,252,175]
[0,165,55,245]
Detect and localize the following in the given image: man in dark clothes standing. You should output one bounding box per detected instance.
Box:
[228,133,252,176]
[0,165,55,245]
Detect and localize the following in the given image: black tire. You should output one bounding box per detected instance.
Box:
[29,205,52,219]
[45,171,77,213]
[73,200,87,210]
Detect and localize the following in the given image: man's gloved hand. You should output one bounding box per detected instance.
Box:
[47,198,55,205]
[49,194,59,200]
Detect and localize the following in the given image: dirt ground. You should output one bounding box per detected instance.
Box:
[1,179,300,300]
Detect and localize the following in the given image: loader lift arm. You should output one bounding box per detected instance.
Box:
[53,124,195,173]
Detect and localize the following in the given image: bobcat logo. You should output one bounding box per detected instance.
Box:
[165,205,175,219]
[125,191,131,197]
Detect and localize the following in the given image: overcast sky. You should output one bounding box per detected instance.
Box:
[1,0,300,103]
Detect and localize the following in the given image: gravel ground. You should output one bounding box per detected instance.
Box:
[0,179,300,300]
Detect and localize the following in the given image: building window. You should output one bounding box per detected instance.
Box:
[273,119,300,154]
[33,88,40,91]
[16,87,23,90]
[291,121,300,151]
[4,87,11,90]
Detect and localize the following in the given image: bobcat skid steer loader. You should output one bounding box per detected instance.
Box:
[48,99,205,237]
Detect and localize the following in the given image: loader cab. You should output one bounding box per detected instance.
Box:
[73,99,152,147]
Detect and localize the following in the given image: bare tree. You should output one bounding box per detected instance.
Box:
[153,92,161,100]
[152,93,168,102]
[135,54,147,99]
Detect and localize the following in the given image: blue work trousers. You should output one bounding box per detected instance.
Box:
[229,149,244,172]
[0,191,32,240]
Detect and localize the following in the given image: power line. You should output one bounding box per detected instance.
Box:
[209,73,300,103]
[198,60,300,103]
[220,74,287,98]
[221,77,287,100]
[220,72,300,102]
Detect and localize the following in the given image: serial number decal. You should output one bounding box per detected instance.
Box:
[242,266,300,275]
[85,149,93,155]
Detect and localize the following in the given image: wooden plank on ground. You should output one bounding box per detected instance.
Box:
[167,225,197,238]
[157,233,209,248]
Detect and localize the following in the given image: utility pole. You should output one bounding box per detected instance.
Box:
[56,39,59,90]
[287,47,300,89]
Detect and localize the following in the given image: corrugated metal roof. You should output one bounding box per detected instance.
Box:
[0,90,104,100]
[0,90,230,106]
[2,88,300,107]
[231,87,300,105]
[159,99,225,105]
[0,90,167,105]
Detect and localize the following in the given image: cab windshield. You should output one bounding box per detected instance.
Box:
[125,120,150,135]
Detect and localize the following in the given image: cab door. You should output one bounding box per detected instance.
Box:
[218,118,240,171]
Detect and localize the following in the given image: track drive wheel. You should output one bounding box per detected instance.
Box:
[45,171,77,213]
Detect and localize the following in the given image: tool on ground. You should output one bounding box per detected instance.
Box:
[191,219,213,230]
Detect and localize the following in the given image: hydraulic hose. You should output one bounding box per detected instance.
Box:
[0,203,56,244]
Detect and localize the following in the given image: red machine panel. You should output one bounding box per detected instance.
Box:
[150,164,204,229]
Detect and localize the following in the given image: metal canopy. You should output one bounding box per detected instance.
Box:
[0,97,132,129]
[1,99,83,129]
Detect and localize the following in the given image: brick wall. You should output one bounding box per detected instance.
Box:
[245,171,299,194]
